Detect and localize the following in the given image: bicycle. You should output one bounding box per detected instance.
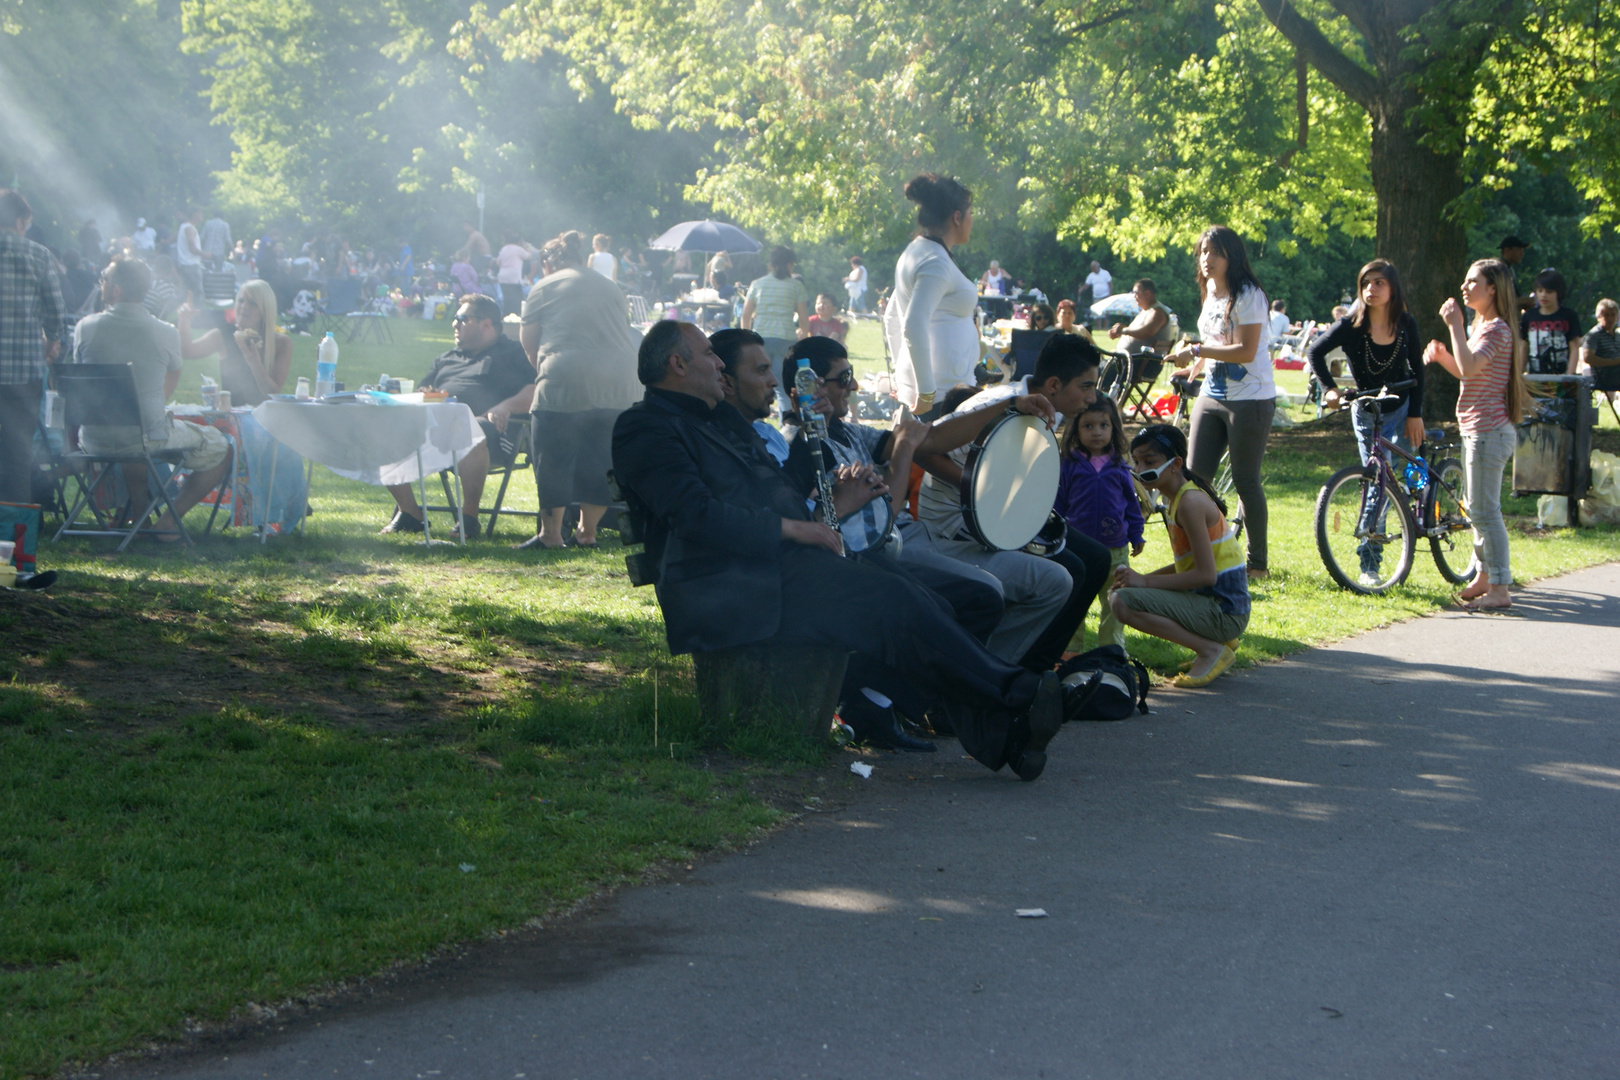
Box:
[1313,380,1476,595]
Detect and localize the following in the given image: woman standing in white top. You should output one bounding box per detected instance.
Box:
[1165,225,1276,576]
[883,173,981,414]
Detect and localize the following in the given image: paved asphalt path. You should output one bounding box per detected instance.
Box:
[114,564,1620,1079]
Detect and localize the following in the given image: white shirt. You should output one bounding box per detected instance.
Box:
[587,251,617,281]
[1269,310,1290,342]
[844,264,868,293]
[1084,268,1113,300]
[133,226,156,252]
[176,222,202,267]
[497,244,530,285]
[883,236,981,408]
[1196,284,1275,402]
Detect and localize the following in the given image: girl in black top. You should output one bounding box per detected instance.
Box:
[1307,258,1427,451]
[1307,259,1427,583]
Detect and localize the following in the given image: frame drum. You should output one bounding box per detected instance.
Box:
[959,412,1062,551]
[841,493,894,554]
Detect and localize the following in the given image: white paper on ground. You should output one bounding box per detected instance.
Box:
[849,761,874,779]
[1015,908,1048,918]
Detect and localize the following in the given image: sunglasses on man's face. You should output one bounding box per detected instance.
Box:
[828,368,857,389]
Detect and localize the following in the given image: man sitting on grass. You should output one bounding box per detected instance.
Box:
[381,293,535,539]
[73,256,231,538]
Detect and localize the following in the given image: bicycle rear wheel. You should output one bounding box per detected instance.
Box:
[1423,457,1476,585]
[1315,465,1416,594]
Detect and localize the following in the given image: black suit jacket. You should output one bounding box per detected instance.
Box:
[611,388,812,654]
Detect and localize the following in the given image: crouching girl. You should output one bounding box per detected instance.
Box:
[1109,424,1249,688]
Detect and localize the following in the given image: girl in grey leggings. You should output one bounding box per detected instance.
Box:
[1165,225,1279,575]
[1188,397,1275,572]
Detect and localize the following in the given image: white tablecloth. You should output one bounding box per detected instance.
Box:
[252,401,485,486]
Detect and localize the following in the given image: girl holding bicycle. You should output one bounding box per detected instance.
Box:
[1308,259,1427,582]
[1165,226,1276,579]
[1110,425,1249,688]
[1424,259,1526,611]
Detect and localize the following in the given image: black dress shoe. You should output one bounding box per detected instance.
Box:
[868,708,937,753]
[843,693,936,753]
[380,508,424,534]
[460,513,481,540]
[512,534,565,550]
[1011,671,1063,781]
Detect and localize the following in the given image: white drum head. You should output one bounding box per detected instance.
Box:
[968,414,1062,550]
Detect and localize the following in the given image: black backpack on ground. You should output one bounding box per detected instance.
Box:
[1057,645,1151,721]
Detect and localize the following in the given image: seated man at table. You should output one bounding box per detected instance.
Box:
[381,293,536,538]
[73,256,231,537]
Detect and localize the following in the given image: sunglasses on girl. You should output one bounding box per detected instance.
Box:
[1133,456,1178,483]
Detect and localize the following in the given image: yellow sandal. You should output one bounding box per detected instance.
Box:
[1173,645,1237,688]
[1176,639,1241,672]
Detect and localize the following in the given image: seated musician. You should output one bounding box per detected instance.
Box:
[774,334,1059,642]
[716,329,1006,750]
[913,333,1113,672]
[612,320,1067,780]
[380,293,535,539]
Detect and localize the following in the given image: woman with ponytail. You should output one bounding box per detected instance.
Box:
[1423,258,1525,611]
[883,173,981,415]
[1109,424,1249,687]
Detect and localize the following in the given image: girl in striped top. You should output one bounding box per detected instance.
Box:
[1423,258,1526,611]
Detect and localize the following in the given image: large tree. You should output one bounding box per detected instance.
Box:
[477,0,1617,407]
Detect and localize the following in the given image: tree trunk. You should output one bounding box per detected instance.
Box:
[1368,85,1468,422]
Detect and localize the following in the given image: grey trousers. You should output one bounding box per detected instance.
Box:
[899,520,1071,665]
[1188,394,1275,570]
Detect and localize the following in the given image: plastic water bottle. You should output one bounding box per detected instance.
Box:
[794,357,818,415]
[1403,456,1428,493]
[315,332,338,397]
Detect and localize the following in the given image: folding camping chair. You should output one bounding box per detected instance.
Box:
[316,277,362,338]
[52,364,233,551]
[424,415,537,539]
[626,294,653,329]
[1007,329,1056,382]
[200,268,238,309]
[1109,350,1167,422]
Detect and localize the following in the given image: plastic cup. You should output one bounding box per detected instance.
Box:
[0,540,13,564]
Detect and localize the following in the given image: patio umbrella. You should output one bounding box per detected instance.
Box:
[648,219,762,254]
[1090,292,1140,318]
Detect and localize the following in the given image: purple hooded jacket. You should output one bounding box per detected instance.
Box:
[1054,452,1145,550]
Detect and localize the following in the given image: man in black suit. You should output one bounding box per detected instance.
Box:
[612,321,1066,781]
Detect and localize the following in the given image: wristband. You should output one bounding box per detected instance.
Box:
[1192,343,1201,358]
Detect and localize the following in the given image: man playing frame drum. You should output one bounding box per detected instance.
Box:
[913,334,1115,672]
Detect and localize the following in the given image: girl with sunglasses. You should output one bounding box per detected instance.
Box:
[1108,424,1249,687]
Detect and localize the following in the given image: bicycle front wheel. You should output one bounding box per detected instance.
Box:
[1424,457,1476,585]
[1315,465,1417,594]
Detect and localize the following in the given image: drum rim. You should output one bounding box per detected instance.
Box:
[959,411,1061,551]
[841,491,895,553]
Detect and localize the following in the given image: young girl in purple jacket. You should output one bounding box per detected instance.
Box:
[1054,396,1146,650]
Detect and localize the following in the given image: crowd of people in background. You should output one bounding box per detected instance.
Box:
[4,175,1618,716]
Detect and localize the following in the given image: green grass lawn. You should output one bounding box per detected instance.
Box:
[2,315,1616,1079]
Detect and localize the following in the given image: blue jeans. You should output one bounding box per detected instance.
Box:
[1352,399,1409,572]
[1463,424,1517,585]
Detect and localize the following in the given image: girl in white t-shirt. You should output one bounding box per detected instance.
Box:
[1165,225,1276,576]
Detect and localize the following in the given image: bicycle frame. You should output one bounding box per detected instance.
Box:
[1348,399,1465,541]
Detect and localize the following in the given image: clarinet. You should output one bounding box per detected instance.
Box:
[793,360,844,539]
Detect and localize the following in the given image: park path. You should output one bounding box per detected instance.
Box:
[115,564,1620,1079]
